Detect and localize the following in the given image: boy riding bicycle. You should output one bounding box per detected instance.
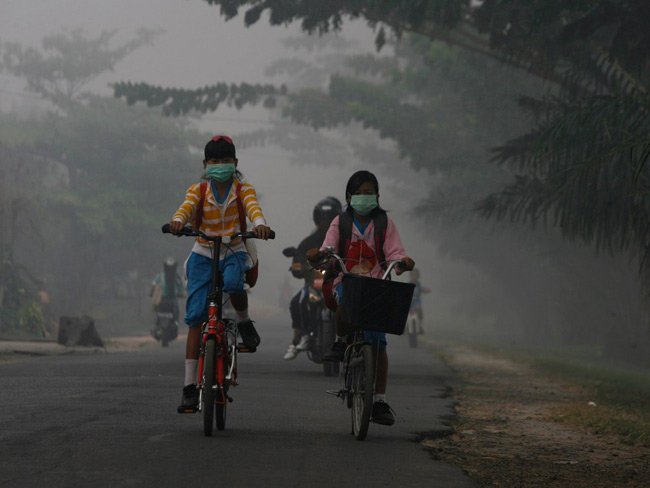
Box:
[169,135,271,412]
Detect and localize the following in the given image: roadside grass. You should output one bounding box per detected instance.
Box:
[555,402,650,447]
[519,350,650,447]
[433,340,650,447]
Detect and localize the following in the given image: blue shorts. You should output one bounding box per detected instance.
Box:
[184,251,248,327]
[334,282,387,350]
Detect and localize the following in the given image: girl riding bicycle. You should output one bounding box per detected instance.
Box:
[169,135,272,412]
[307,170,414,426]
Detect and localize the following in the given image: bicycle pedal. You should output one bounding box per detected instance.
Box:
[177,406,198,414]
[236,343,256,353]
[326,389,345,398]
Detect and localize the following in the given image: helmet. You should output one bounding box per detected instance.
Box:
[163,256,176,267]
[313,196,342,226]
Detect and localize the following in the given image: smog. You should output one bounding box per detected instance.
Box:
[1,0,648,368]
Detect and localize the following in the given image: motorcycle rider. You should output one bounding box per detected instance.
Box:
[151,257,185,333]
[283,197,342,360]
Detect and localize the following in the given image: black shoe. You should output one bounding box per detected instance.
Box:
[238,319,261,351]
[177,384,199,413]
[322,341,347,362]
[372,401,395,426]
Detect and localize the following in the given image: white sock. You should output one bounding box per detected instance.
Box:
[374,394,386,403]
[184,359,198,386]
[235,307,249,322]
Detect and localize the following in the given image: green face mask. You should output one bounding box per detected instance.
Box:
[205,163,236,182]
[349,194,378,216]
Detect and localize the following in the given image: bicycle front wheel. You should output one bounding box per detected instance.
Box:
[215,346,229,431]
[351,344,374,440]
[202,336,216,437]
[215,387,227,430]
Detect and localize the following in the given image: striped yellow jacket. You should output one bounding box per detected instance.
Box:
[172,178,266,250]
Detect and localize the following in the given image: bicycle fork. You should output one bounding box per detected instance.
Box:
[215,335,236,405]
[197,318,236,410]
[326,343,365,402]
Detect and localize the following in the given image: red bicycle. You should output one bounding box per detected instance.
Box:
[163,224,274,436]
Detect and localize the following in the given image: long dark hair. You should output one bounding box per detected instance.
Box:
[344,170,386,217]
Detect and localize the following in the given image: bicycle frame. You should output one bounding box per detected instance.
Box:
[196,235,237,411]
[162,223,274,435]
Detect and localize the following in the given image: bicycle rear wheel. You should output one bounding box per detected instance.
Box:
[203,336,216,437]
[351,344,374,440]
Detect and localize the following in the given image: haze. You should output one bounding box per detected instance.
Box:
[4,0,646,366]
[1,0,438,324]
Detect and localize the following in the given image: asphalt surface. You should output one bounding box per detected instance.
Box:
[0,318,479,488]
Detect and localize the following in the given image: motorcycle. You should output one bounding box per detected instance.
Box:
[151,297,179,347]
[283,246,339,377]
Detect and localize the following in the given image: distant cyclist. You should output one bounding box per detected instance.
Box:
[283,197,342,360]
[409,268,430,333]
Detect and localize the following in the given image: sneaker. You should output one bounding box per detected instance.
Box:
[238,319,261,351]
[283,344,299,360]
[295,334,311,351]
[177,384,199,412]
[372,400,395,426]
[322,341,347,362]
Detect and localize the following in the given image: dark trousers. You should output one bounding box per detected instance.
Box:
[289,287,318,339]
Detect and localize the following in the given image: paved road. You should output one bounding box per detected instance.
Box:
[0,319,479,488]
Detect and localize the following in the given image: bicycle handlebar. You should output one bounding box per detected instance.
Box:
[161,223,275,241]
[318,246,407,280]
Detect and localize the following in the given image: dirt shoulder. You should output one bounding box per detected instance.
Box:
[423,342,649,487]
[0,335,160,361]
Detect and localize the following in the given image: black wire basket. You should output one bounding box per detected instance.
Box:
[341,274,415,335]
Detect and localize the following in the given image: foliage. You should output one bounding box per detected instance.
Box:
[206,0,469,50]
[480,94,650,253]
[114,30,530,204]
[205,1,650,86]
[0,30,206,327]
[0,28,159,107]
[112,81,286,117]
[184,0,650,295]
[109,1,650,359]
[112,1,650,264]
[0,98,203,312]
[0,260,44,337]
